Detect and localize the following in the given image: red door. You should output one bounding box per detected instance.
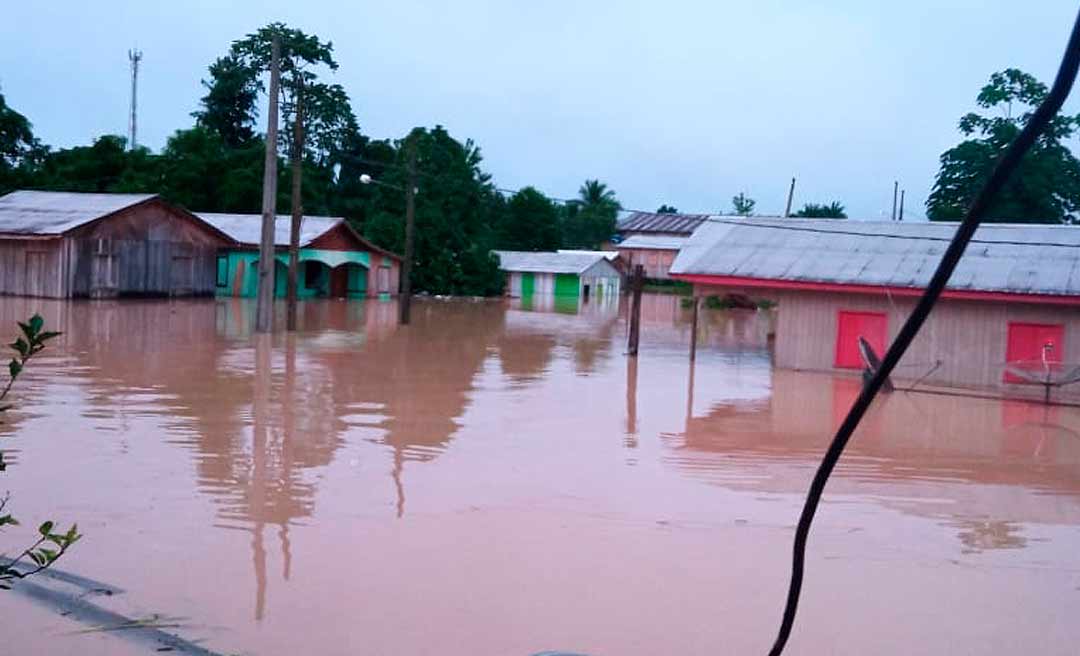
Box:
[1004,322,1064,383]
[835,311,888,369]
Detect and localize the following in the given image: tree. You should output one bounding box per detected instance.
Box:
[927,68,1080,223]
[363,126,504,296]
[192,54,262,149]
[0,92,46,193]
[792,201,847,218]
[32,135,159,194]
[562,179,620,249]
[732,192,755,216]
[502,186,561,251]
[656,204,678,214]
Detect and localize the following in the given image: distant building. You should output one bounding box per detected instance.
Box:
[197,213,401,299]
[495,251,621,299]
[0,190,230,298]
[671,218,1080,402]
[615,211,709,280]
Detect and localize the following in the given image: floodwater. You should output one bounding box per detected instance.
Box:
[1,293,1079,655]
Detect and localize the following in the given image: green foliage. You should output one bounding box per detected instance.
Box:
[0,315,79,590]
[656,204,678,214]
[732,192,755,216]
[0,93,46,194]
[500,187,561,251]
[927,68,1080,223]
[192,54,263,149]
[792,201,847,218]
[561,179,620,249]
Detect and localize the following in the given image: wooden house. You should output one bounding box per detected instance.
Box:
[197,212,401,299]
[615,212,711,279]
[0,190,230,298]
[495,251,621,299]
[671,218,1080,403]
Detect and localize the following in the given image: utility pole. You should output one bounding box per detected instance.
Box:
[898,189,905,222]
[627,265,644,356]
[891,181,898,221]
[783,177,796,218]
[399,134,418,325]
[255,34,281,334]
[286,80,305,332]
[127,49,143,151]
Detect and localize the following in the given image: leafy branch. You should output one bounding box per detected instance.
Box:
[0,314,79,589]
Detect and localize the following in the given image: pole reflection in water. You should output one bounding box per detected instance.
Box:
[0,295,1078,656]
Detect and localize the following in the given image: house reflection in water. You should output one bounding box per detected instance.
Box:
[667,367,1080,552]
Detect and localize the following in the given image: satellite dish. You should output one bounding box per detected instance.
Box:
[858,336,894,392]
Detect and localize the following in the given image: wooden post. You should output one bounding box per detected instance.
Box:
[399,135,418,326]
[898,189,905,222]
[286,79,305,332]
[689,294,700,361]
[627,264,643,356]
[255,34,281,334]
[891,180,898,221]
[783,177,796,217]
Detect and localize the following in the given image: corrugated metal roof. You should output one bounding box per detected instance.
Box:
[617,212,710,235]
[617,234,688,250]
[671,218,1080,297]
[196,212,342,248]
[557,249,620,261]
[495,250,614,274]
[0,190,158,235]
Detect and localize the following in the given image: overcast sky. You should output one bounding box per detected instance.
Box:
[2,1,1079,219]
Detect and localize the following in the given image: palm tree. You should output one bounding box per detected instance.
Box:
[566,179,620,249]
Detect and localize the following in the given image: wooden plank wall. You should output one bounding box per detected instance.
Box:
[772,289,1080,402]
[67,238,219,297]
[0,239,67,298]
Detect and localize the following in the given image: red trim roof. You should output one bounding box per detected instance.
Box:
[672,273,1080,307]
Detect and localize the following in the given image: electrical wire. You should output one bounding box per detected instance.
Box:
[766,9,1080,655]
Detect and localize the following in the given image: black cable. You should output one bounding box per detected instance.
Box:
[766,9,1080,656]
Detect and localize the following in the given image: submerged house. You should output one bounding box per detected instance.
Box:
[0,190,230,298]
[495,251,621,299]
[197,213,401,299]
[615,212,709,279]
[671,218,1080,402]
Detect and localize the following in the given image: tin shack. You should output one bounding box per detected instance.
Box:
[671,218,1080,402]
[0,190,229,298]
[496,251,621,299]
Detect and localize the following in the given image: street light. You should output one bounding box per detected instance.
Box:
[360,168,417,326]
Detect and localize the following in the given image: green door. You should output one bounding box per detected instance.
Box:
[520,272,535,296]
[554,273,579,297]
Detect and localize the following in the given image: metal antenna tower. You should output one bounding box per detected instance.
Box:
[127,49,143,150]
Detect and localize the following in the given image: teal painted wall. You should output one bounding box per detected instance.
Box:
[216,249,370,299]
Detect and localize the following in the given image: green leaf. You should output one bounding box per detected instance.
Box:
[37,331,61,343]
[17,321,32,340]
[28,551,44,566]
[9,338,28,357]
[28,315,43,336]
[38,547,56,562]
[0,514,18,527]
[38,521,53,536]
[8,359,22,379]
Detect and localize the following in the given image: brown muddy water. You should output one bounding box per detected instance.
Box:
[0,294,1079,655]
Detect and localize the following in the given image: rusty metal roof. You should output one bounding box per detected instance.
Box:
[196,212,343,248]
[495,251,620,275]
[671,218,1080,297]
[617,212,710,235]
[617,234,688,250]
[0,190,157,235]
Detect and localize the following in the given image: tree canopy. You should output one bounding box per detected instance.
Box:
[731,192,755,216]
[656,204,678,214]
[792,201,846,218]
[927,68,1080,223]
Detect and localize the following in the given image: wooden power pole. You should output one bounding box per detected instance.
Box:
[627,265,644,356]
[286,81,305,332]
[898,189,906,222]
[783,177,796,218]
[399,135,418,326]
[255,35,281,334]
[891,180,899,221]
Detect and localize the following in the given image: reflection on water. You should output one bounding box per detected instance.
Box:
[0,293,1079,655]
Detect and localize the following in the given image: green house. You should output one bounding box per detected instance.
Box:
[198,213,402,299]
[495,250,622,300]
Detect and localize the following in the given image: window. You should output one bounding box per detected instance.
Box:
[216,255,228,287]
[1004,322,1065,383]
[834,310,888,369]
